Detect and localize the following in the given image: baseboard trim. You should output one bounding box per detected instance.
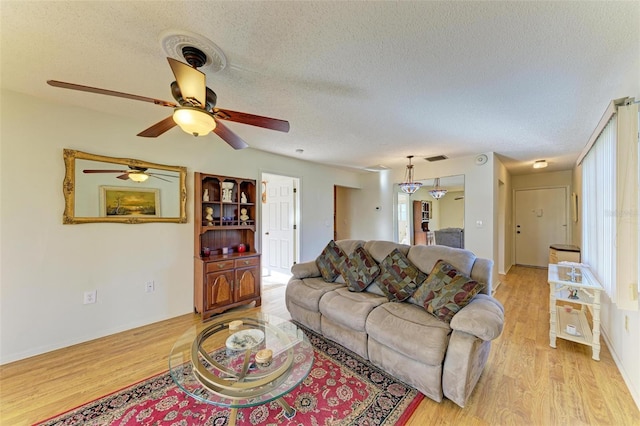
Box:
[601,327,640,410]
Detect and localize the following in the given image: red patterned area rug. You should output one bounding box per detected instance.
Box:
[36,325,423,426]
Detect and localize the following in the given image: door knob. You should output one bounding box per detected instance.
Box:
[265,232,270,235]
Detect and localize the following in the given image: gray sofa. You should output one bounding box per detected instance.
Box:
[285,240,504,407]
[434,227,464,248]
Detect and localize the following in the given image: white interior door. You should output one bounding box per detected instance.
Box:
[515,187,568,267]
[261,173,297,277]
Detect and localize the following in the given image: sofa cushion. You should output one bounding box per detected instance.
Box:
[366,302,451,366]
[407,244,476,278]
[364,240,410,263]
[316,240,348,282]
[320,287,387,332]
[414,260,484,323]
[285,277,344,311]
[339,246,381,292]
[375,248,427,302]
[290,260,320,279]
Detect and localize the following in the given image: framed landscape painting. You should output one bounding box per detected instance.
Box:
[100,186,160,217]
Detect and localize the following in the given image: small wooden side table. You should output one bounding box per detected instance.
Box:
[548,263,603,361]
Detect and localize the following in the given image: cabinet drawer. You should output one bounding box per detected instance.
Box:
[206,260,235,273]
[235,256,260,268]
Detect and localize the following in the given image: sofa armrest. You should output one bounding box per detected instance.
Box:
[291,260,321,279]
[449,294,504,341]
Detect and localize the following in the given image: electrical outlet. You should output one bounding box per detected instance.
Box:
[145,281,155,293]
[83,290,97,304]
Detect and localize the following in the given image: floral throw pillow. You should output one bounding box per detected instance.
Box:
[414,260,485,323]
[316,240,347,282]
[375,248,427,302]
[339,246,380,292]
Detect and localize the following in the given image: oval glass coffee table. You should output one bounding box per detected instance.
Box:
[169,312,314,426]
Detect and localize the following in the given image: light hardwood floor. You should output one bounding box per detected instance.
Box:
[1,267,639,425]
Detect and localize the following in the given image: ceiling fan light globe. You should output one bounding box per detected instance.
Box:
[129,172,149,183]
[173,107,216,137]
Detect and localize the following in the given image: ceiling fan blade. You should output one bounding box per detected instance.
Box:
[213,120,250,150]
[116,174,130,180]
[149,174,171,183]
[137,116,177,138]
[148,172,178,178]
[47,80,176,107]
[83,169,128,173]
[214,108,290,132]
[167,58,206,108]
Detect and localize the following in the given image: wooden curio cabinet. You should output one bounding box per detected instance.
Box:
[194,172,261,320]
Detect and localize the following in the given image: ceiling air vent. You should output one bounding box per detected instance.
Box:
[425,155,448,162]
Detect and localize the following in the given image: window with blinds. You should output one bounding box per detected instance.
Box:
[581,101,639,311]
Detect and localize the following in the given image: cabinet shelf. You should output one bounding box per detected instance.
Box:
[201,224,256,231]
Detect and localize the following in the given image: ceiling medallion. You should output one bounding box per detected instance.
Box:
[160,29,227,74]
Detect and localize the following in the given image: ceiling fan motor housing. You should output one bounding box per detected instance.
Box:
[170,81,217,110]
[182,46,207,68]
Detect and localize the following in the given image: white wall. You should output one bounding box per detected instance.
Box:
[496,160,513,275]
[512,170,572,190]
[0,90,363,363]
[438,191,464,229]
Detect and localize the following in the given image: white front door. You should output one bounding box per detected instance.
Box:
[515,187,568,267]
[261,173,298,277]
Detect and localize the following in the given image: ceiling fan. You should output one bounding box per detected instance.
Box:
[83,166,176,183]
[47,46,290,149]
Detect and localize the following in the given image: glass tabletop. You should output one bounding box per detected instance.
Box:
[169,312,314,408]
[548,263,602,289]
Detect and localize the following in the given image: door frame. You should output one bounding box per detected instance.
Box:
[259,171,301,277]
[512,185,571,267]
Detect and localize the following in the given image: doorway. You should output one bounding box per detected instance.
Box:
[261,173,300,282]
[514,187,568,267]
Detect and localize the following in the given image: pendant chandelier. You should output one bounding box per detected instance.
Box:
[399,155,422,194]
[429,178,447,199]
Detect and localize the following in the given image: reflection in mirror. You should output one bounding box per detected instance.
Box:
[63,149,187,224]
[396,174,464,247]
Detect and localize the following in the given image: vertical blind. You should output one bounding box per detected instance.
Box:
[582,116,616,297]
[581,102,639,310]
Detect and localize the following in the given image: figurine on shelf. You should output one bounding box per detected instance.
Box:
[241,191,248,203]
[205,207,214,225]
[221,182,234,203]
[240,208,249,224]
[203,189,210,202]
[569,288,579,299]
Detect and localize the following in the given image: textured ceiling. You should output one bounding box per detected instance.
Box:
[1,1,638,174]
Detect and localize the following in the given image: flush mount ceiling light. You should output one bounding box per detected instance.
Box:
[429,178,448,200]
[399,156,422,194]
[533,160,548,169]
[173,107,216,136]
